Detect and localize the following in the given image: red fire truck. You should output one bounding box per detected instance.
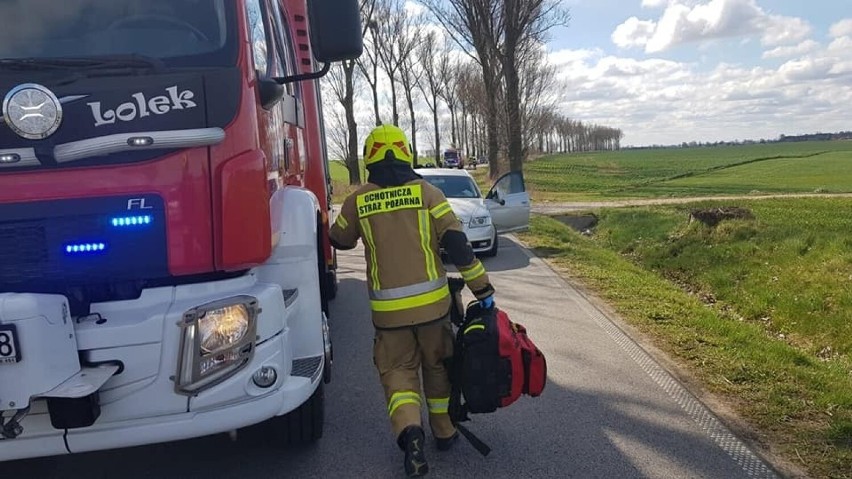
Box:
[0,0,361,460]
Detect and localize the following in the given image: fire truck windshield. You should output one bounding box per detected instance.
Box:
[0,0,237,68]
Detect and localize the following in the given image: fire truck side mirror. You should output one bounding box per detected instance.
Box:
[307,0,364,63]
[258,77,286,109]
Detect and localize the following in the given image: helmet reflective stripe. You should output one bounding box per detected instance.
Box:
[364,124,414,165]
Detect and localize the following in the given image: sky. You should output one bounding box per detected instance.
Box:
[545,0,852,146]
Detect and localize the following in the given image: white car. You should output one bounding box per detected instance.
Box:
[417,168,531,256]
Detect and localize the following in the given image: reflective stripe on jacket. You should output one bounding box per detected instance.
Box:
[330,179,492,329]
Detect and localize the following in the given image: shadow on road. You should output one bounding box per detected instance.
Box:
[3,268,764,479]
[443,235,530,274]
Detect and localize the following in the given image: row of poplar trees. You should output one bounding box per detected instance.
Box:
[323,0,624,184]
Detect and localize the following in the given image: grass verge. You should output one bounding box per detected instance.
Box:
[518,201,852,479]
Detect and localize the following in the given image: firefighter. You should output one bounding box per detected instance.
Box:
[330,124,495,477]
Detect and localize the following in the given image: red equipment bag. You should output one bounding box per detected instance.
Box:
[446,278,547,455]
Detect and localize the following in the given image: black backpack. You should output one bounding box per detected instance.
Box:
[445,278,548,455]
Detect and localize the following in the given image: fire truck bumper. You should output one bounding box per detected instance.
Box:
[0,269,326,462]
[0,337,323,461]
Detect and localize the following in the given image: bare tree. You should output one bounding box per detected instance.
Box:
[437,40,460,149]
[322,0,376,185]
[422,0,504,177]
[497,0,568,171]
[326,62,362,184]
[324,100,350,163]
[416,31,444,166]
[358,2,387,127]
[518,46,557,155]
[394,10,425,165]
[371,0,416,126]
[455,65,485,159]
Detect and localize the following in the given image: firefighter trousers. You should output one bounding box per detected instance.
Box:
[373,317,456,441]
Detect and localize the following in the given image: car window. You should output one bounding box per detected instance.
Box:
[424,176,481,199]
[493,171,525,196]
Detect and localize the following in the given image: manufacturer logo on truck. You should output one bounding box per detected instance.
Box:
[2,83,63,140]
[88,86,197,127]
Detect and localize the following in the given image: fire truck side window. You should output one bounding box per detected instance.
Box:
[268,1,302,98]
[246,0,270,76]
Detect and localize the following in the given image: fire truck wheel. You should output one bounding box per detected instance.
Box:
[317,224,334,314]
[278,382,325,446]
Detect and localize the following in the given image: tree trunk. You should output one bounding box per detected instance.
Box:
[343,61,361,185]
[390,81,399,126]
[407,95,418,167]
[471,114,478,157]
[448,103,457,146]
[432,107,440,165]
[503,48,523,172]
[481,73,500,179]
[460,104,468,157]
[371,62,381,126]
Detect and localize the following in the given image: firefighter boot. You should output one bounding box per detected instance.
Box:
[436,431,459,451]
[398,426,429,477]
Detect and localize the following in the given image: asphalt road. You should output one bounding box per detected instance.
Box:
[5,237,781,478]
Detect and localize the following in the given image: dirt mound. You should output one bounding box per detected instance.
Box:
[689,206,754,227]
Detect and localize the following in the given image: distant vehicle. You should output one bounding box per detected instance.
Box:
[442,148,464,169]
[416,168,530,257]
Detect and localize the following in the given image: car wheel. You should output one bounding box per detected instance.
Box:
[482,231,499,257]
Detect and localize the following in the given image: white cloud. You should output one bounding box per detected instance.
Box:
[641,0,669,7]
[612,17,657,48]
[762,40,819,59]
[778,57,834,81]
[759,15,811,47]
[613,0,811,53]
[829,19,852,38]
[827,35,852,55]
[547,35,851,146]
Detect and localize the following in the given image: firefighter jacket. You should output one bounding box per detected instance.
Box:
[330,179,494,329]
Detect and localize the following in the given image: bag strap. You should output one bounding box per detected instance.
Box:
[456,422,491,457]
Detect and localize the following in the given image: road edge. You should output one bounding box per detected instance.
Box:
[507,233,809,479]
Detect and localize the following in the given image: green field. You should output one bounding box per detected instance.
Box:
[329,159,355,183]
[328,160,365,203]
[527,141,852,201]
[515,142,852,478]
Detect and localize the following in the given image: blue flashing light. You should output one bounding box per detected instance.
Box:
[111,215,152,227]
[65,242,107,255]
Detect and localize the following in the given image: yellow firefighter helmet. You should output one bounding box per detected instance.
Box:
[363,124,414,166]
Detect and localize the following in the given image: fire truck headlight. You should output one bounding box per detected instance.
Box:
[176,297,259,395]
[199,304,250,354]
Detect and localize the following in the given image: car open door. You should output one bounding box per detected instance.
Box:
[485,171,530,233]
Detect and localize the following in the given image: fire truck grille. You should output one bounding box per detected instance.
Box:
[0,223,49,266]
[0,195,169,292]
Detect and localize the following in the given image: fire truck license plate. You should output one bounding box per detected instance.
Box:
[0,324,21,364]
